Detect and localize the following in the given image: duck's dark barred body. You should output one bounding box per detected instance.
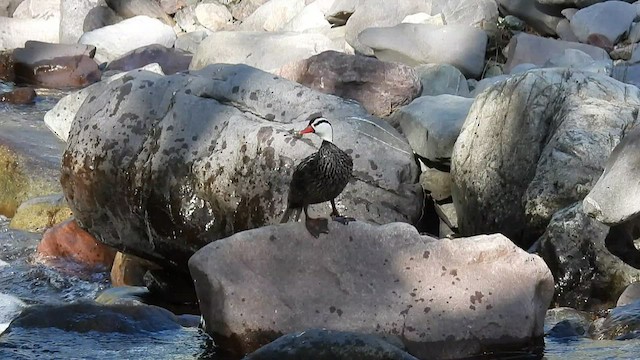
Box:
[287,140,353,209]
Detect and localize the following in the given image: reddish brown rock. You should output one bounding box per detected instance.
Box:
[0,87,36,104]
[105,44,192,75]
[37,219,117,268]
[12,42,100,89]
[278,50,421,117]
[587,33,614,53]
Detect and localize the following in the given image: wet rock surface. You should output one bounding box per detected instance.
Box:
[243,329,419,360]
[61,64,421,272]
[189,221,553,359]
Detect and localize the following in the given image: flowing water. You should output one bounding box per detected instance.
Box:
[0,86,639,359]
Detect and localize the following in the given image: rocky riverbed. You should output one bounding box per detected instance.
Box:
[3,0,640,359]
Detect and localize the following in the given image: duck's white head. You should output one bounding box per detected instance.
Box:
[299,116,333,143]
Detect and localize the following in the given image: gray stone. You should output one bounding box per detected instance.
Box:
[238,0,305,31]
[276,50,421,117]
[539,0,611,8]
[469,74,510,96]
[389,95,474,161]
[594,301,640,340]
[79,15,177,63]
[496,0,564,35]
[59,0,101,43]
[504,32,610,73]
[105,0,173,25]
[281,0,332,32]
[618,282,640,307]
[44,63,165,142]
[194,2,232,31]
[190,31,340,73]
[414,63,470,97]
[175,4,208,32]
[570,1,636,44]
[343,0,428,56]
[12,0,59,20]
[543,48,613,75]
[61,64,421,272]
[243,329,419,360]
[584,126,640,225]
[432,0,498,29]
[538,202,640,309]
[227,0,268,21]
[174,30,211,53]
[544,307,592,338]
[359,23,488,78]
[0,293,26,334]
[0,0,24,17]
[0,17,58,50]
[189,221,553,359]
[556,18,580,42]
[419,166,452,201]
[628,21,640,43]
[83,5,123,32]
[451,68,640,248]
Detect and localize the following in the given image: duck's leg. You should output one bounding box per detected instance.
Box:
[330,199,355,225]
[304,206,329,238]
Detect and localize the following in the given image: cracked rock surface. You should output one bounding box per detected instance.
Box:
[451,68,640,248]
[61,64,421,272]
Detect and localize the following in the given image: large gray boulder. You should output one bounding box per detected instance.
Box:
[61,64,422,272]
[569,1,637,45]
[189,221,554,359]
[538,203,640,310]
[451,69,640,248]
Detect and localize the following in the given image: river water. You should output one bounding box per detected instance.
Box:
[0,88,639,359]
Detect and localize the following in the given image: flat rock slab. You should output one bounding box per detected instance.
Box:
[189,221,554,359]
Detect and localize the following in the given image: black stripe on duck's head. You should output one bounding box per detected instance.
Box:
[299,114,333,143]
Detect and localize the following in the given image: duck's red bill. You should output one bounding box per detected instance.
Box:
[299,126,314,134]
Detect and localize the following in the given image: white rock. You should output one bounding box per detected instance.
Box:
[509,63,538,74]
[434,0,498,29]
[12,0,59,20]
[570,1,636,44]
[414,63,470,97]
[544,48,612,75]
[174,5,206,33]
[470,75,510,96]
[79,16,177,64]
[628,22,640,44]
[174,30,212,53]
[402,12,445,26]
[505,32,610,73]
[281,0,332,32]
[190,31,341,73]
[0,17,59,50]
[359,23,488,78]
[388,94,474,161]
[556,19,579,42]
[238,0,306,31]
[44,64,165,142]
[195,2,232,31]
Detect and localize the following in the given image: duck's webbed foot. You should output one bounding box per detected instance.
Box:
[305,217,329,238]
[330,199,355,225]
[331,215,356,225]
